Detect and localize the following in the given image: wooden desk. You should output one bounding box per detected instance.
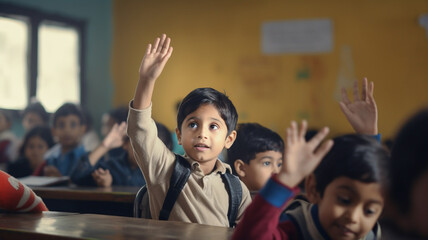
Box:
[0,212,234,240]
[32,185,140,217]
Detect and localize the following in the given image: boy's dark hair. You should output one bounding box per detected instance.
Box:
[109,105,129,124]
[389,108,428,214]
[176,88,238,136]
[18,126,55,157]
[22,102,49,124]
[314,134,390,197]
[52,103,85,127]
[227,123,284,175]
[155,121,173,151]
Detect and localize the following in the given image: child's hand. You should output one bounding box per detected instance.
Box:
[339,78,378,135]
[277,120,333,188]
[44,166,62,177]
[92,168,112,187]
[133,34,173,109]
[139,34,173,83]
[102,122,127,149]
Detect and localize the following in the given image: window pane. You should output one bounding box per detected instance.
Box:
[0,16,28,109]
[38,22,80,112]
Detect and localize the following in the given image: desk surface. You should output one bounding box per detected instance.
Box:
[33,185,140,203]
[0,212,234,240]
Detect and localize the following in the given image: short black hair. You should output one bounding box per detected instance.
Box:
[109,105,129,124]
[19,126,55,157]
[155,121,173,151]
[227,123,284,175]
[176,88,238,136]
[314,134,390,197]
[52,103,85,127]
[389,108,428,214]
[0,109,12,123]
[22,102,49,124]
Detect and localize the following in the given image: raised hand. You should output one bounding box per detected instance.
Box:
[139,34,173,82]
[277,120,333,188]
[134,34,173,109]
[102,122,127,149]
[339,78,378,135]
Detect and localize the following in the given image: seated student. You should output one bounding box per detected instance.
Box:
[233,120,389,240]
[43,103,87,177]
[127,34,251,227]
[21,100,50,132]
[7,126,54,178]
[71,121,173,187]
[381,108,428,239]
[0,109,18,171]
[227,123,285,196]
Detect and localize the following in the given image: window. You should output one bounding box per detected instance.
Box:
[0,3,85,112]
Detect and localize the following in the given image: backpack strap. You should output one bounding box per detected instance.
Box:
[221,169,242,228]
[159,154,191,220]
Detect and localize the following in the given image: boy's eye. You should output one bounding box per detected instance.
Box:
[277,162,283,168]
[262,161,271,166]
[337,196,351,205]
[189,122,197,128]
[210,124,219,130]
[58,122,65,129]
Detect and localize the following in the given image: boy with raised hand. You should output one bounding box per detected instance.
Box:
[127,34,251,227]
[233,120,390,240]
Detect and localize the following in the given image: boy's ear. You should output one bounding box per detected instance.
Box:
[175,128,182,145]
[224,130,237,149]
[234,159,246,178]
[305,174,321,204]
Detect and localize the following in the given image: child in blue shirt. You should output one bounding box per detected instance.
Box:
[44,103,87,177]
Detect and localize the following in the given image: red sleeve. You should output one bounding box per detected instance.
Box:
[232,194,298,240]
[0,170,48,212]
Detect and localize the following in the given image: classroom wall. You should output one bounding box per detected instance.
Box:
[0,0,114,136]
[112,0,428,141]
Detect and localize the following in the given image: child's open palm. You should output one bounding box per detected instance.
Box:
[139,34,173,82]
[339,78,378,135]
[278,121,333,187]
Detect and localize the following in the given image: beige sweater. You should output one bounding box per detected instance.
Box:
[127,103,252,227]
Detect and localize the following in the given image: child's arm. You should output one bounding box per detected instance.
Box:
[88,122,127,166]
[232,121,333,240]
[133,34,173,110]
[91,168,113,187]
[339,78,378,135]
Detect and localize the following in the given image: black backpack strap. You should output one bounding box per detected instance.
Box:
[159,154,191,220]
[221,169,242,228]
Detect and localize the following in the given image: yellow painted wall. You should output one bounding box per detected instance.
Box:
[112,0,428,140]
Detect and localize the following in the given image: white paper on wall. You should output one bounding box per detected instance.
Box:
[261,19,333,54]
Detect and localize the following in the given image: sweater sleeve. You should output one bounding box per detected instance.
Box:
[232,176,299,240]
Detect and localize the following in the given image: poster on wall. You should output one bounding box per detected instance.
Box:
[261,19,333,54]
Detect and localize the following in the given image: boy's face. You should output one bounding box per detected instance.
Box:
[176,104,236,164]
[316,177,384,240]
[238,150,283,191]
[101,114,116,137]
[25,136,49,168]
[53,115,85,150]
[22,112,44,131]
[0,113,10,132]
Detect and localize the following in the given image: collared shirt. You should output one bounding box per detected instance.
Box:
[127,102,252,227]
[46,145,86,176]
